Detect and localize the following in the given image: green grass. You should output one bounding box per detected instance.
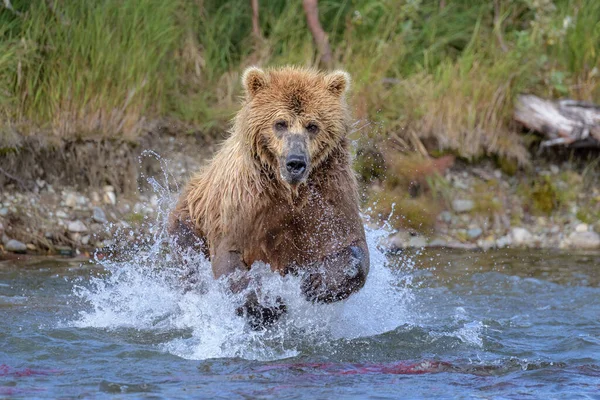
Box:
[0,0,598,153]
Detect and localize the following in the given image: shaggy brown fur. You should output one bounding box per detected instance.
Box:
[170,66,369,306]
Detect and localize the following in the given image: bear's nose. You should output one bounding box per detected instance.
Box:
[286,156,307,175]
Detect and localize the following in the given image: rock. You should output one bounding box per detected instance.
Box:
[0,222,3,235]
[408,236,428,248]
[452,199,474,213]
[76,195,88,206]
[64,192,78,208]
[550,164,559,175]
[55,246,74,256]
[511,227,533,246]
[439,211,452,224]
[0,208,9,216]
[103,191,117,205]
[575,223,588,233]
[496,235,512,249]
[567,231,600,249]
[103,185,115,193]
[429,238,448,247]
[56,210,68,219]
[68,220,88,233]
[5,239,27,253]
[92,206,108,223]
[81,235,90,245]
[477,237,496,250]
[26,243,36,251]
[386,232,410,250]
[467,227,483,240]
[91,191,101,203]
[445,241,478,250]
[69,232,82,242]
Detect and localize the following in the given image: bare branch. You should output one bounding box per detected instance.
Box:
[250,0,261,38]
[302,0,332,68]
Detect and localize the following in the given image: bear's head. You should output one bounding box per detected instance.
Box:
[239,66,351,186]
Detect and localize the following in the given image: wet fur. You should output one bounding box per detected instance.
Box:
[170,66,368,304]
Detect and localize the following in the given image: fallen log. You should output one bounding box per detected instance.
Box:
[514,94,600,148]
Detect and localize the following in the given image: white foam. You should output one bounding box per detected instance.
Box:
[68,153,421,360]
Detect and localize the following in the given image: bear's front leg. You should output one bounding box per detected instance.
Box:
[301,242,369,303]
[213,239,287,329]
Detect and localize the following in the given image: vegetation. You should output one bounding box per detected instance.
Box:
[0,1,597,143]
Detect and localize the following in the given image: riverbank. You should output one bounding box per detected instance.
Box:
[1,133,599,259]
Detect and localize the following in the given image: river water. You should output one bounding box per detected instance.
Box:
[1,224,599,399]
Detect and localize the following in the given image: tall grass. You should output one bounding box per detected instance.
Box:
[0,0,598,156]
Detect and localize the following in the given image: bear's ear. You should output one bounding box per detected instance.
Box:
[324,70,351,97]
[242,66,269,98]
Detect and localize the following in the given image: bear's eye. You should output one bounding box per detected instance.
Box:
[306,123,319,135]
[274,120,288,131]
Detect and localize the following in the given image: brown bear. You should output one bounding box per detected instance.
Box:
[169,66,369,325]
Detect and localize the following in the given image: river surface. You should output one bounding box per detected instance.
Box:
[1,240,599,398]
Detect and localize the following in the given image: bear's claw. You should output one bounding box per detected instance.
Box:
[236,293,287,330]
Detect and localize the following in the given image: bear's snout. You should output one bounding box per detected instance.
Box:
[280,135,310,185]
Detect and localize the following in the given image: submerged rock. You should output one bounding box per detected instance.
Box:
[5,239,27,253]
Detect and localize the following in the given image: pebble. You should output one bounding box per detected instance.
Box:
[5,239,27,253]
[386,232,410,250]
[566,231,600,249]
[64,192,78,208]
[26,243,36,251]
[56,210,68,219]
[68,220,88,233]
[408,236,428,248]
[92,206,108,223]
[452,199,474,213]
[91,191,101,203]
[103,191,117,205]
[439,211,452,224]
[511,227,533,246]
[0,208,9,216]
[446,241,478,250]
[575,223,588,233]
[55,245,74,256]
[477,237,496,250]
[429,238,448,247]
[467,227,483,240]
[496,235,512,249]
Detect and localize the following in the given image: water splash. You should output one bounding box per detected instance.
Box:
[69,153,480,361]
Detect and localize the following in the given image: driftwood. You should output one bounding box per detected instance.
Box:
[515,94,600,148]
